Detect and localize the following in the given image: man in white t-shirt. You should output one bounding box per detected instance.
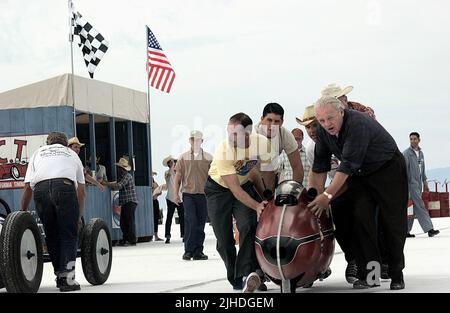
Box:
[21,131,85,292]
[255,102,304,192]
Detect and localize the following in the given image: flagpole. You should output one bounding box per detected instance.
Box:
[146,25,154,188]
[68,0,77,137]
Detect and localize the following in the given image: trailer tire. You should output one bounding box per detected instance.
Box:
[81,218,112,285]
[0,198,11,218]
[0,211,43,293]
[0,198,10,289]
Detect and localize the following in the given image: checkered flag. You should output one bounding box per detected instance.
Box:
[69,1,109,78]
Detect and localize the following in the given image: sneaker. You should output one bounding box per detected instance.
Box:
[165,238,170,244]
[182,252,193,260]
[243,272,261,293]
[390,273,405,290]
[381,263,390,280]
[58,278,81,292]
[406,233,415,238]
[428,229,440,237]
[353,279,380,289]
[345,260,358,284]
[193,252,208,260]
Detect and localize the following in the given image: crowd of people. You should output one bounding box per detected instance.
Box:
[18,82,441,293]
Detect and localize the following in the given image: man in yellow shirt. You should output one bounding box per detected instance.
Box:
[205,112,272,293]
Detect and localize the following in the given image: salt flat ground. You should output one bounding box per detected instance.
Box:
[3,217,449,293]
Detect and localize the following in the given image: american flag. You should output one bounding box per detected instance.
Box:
[146,26,175,93]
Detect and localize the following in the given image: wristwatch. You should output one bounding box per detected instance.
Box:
[323,191,333,200]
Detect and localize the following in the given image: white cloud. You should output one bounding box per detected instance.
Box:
[1,0,450,179]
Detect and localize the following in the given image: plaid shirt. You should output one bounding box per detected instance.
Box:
[278,146,310,187]
[117,173,138,205]
[348,101,376,119]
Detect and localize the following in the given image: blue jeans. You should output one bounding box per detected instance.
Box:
[165,199,184,239]
[33,179,79,276]
[182,193,207,255]
[120,202,137,243]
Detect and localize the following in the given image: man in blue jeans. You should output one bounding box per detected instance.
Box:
[21,131,85,292]
[174,131,213,260]
[103,157,138,246]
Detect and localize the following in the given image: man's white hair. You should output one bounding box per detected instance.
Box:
[314,96,344,111]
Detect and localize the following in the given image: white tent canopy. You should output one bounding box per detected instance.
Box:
[0,74,148,124]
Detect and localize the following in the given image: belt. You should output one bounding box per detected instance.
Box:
[207,176,253,190]
[207,176,228,191]
[35,178,74,187]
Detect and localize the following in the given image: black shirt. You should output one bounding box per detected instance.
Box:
[313,109,398,176]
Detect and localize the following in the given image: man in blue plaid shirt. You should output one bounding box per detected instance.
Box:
[103,157,138,246]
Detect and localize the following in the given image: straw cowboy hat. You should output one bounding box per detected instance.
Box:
[68,137,85,147]
[321,83,353,98]
[162,155,176,167]
[296,105,316,126]
[115,157,132,171]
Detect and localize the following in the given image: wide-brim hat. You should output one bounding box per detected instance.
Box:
[296,105,316,126]
[321,83,353,98]
[115,157,131,171]
[68,137,85,147]
[162,155,176,167]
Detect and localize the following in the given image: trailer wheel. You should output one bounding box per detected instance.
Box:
[0,198,9,289]
[81,218,112,285]
[0,198,11,218]
[0,211,43,293]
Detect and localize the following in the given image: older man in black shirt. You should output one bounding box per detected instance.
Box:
[308,96,408,290]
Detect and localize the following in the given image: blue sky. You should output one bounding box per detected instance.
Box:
[1,0,449,182]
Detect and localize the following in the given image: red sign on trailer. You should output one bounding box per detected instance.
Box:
[0,135,47,189]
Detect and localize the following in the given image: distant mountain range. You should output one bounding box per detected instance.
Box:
[426,167,450,191]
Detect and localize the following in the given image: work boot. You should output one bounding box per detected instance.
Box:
[182,252,193,260]
[428,229,440,237]
[193,252,208,260]
[390,273,405,290]
[58,277,81,292]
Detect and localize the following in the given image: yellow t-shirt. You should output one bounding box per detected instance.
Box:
[208,133,274,188]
